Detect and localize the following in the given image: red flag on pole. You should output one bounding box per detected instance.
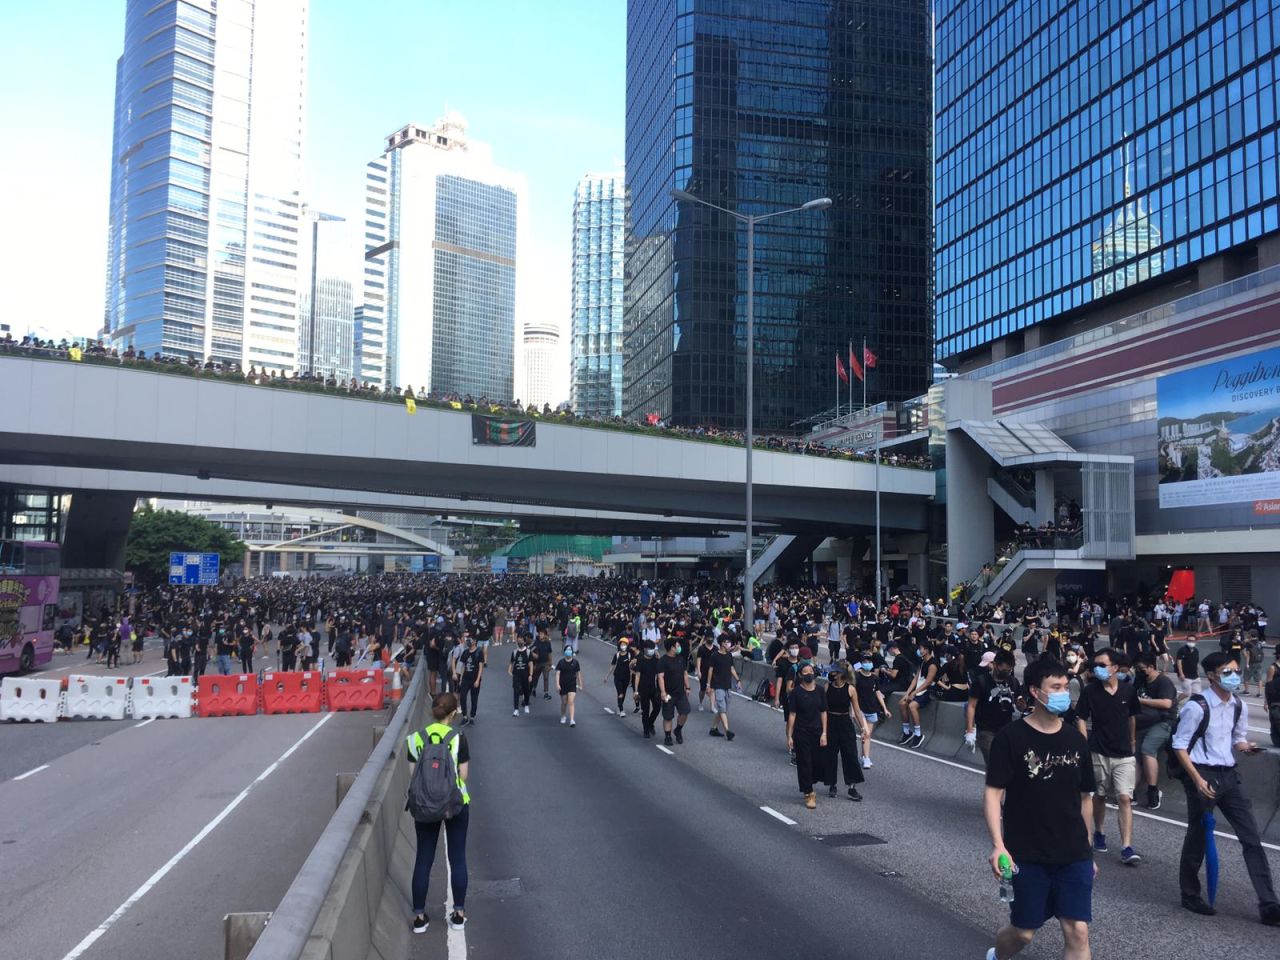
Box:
[849,346,864,382]
[863,346,878,369]
[836,354,849,383]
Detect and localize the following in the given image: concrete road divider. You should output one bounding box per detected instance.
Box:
[323,669,384,712]
[64,675,130,720]
[261,671,323,715]
[197,674,260,718]
[130,675,194,719]
[0,676,62,723]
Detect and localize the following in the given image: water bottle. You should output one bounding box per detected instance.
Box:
[998,853,1015,903]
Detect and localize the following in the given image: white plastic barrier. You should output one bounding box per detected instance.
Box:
[64,675,129,720]
[130,675,194,719]
[0,677,62,723]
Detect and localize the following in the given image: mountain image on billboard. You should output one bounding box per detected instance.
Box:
[1156,346,1280,509]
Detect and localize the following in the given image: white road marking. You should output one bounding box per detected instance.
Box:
[760,805,798,826]
[57,713,333,960]
[603,706,614,714]
[444,825,467,960]
[656,745,674,756]
[13,764,49,781]
[877,737,1280,852]
[133,718,155,729]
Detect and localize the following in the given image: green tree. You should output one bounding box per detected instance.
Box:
[125,507,245,585]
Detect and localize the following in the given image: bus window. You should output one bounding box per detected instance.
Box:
[43,603,56,631]
[0,541,24,574]
[26,546,60,576]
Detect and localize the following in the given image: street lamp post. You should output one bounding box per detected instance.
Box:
[670,189,832,636]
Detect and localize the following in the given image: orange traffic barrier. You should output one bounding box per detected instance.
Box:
[388,668,403,706]
[261,671,323,715]
[324,669,384,712]
[196,674,259,717]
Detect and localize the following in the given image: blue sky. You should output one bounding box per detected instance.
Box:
[0,0,625,349]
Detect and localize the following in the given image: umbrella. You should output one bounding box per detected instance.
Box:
[1204,810,1219,906]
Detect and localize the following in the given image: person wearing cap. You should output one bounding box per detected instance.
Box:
[786,661,828,809]
[603,636,636,718]
[823,660,865,800]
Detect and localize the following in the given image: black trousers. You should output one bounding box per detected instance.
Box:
[281,652,296,672]
[825,716,865,786]
[459,681,480,717]
[794,728,822,794]
[614,676,631,711]
[1180,766,1279,908]
[639,688,661,734]
[513,675,531,709]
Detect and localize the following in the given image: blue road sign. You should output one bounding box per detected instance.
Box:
[168,552,220,586]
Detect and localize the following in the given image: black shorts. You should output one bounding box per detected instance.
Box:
[661,693,691,720]
[559,683,577,697]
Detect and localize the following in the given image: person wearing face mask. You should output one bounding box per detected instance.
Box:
[853,656,882,767]
[604,637,635,718]
[658,638,691,745]
[786,664,828,809]
[636,641,663,738]
[823,662,865,800]
[772,638,802,718]
[1074,648,1141,864]
[554,646,582,727]
[967,649,1024,767]
[1172,651,1279,924]
[508,635,534,716]
[983,657,1096,960]
[897,641,939,748]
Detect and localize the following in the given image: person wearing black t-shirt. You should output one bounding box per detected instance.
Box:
[1074,648,1140,864]
[532,630,554,700]
[454,635,485,723]
[695,635,716,712]
[635,643,663,738]
[508,638,533,716]
[554,647,582,727]
[658,640,691,746]
[984,657,1096,960]
[966,649,1023,766]
[1265,666,1280,747]
[603,638,635,717]
[822,663,864,801]
[786,666,828,809]
[705,638,738,741]
[1133,652,1177,810]
[853,657,882,768]
[1175,640,1201,696]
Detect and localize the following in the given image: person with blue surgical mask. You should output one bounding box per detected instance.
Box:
[983,656,1097,960]
[1171,651,1280,925]
[1075,647,1141,865]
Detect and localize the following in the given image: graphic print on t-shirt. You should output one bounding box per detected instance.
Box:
[1023,747,1085,781]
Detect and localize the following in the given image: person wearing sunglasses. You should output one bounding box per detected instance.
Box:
[1171,651,1280,925]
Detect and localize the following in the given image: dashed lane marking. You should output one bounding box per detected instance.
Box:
[656,745,674,756]
[12,764,49,782]
[760,806,798,826]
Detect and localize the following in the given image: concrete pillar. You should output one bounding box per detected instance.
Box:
[1023,325,1044,350]
[223,912,270,960]
[61,492,137,570]
[1034,470,1056,525]
[1258,235,1280,270]
[943,380,996,595]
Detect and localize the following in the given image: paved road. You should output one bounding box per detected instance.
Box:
[401,635,1280,960]
[0,706,387,960]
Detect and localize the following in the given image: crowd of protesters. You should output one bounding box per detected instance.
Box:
[0,333,928,468]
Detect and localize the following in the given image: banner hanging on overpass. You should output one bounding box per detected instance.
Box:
[471,415,536,447]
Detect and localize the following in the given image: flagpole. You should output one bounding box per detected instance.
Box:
[869,336,881,608]
[847,339,852,417]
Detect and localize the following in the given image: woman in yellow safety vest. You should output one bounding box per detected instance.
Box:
[406,691,471,935]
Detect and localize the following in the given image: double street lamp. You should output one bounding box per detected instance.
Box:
[670,188,832,636]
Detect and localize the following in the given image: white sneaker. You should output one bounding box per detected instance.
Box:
[560,716,567,724]
[513,710,519,716]
[570,720,576,727]
[523,705,530,714]
[860,756,872,768]
[986,949,997,960]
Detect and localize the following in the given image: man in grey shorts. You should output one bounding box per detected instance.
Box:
[706,635,739,742]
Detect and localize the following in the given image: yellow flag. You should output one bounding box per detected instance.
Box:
[69,346,83,362]
[449,400,462,410]
[405,396,417,415]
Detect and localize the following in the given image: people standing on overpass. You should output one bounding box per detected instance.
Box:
[658,638,691,745]
[509,634,534,715]
[705,635,738,742]
[1172,651,1280,925]
[966,649,1023,767]
[984,656,1096,960]
[1074,648,1141,864]
[407,691,471,935]
[555,646,582,726]
[454,633,484,724]
[823,662,864,801]
[786,664,827,810]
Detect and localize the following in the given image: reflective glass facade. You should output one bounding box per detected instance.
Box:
[624,0,934,431]
[936,0,1280,361]
[104,0,308,368]
[571,173,627,416]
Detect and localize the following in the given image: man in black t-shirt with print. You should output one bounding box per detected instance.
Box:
[984,657,1095,960]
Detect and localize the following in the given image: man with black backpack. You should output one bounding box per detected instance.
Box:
[1171,651,1280,926]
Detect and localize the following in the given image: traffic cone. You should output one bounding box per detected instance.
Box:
[388,667,402,706]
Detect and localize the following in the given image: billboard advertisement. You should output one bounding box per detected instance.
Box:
[1157,347,1280,508]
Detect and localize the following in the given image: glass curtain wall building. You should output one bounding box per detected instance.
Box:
[103,0,308,369]
[573,171,627,417]
[522,321,562,409]
[360,117,524,399]
[571,172,626,416]
[624,0,934,432]
[936,0,1280,367]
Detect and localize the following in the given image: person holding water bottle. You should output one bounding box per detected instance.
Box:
[982,657,1097,960]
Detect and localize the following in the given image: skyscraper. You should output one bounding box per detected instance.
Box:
[623,0,933,431]
[103,0,308,369]
[299,209,354,383]
[521,321,562,410]
[360,115,525,399]
[935,0,1280,367]
[571,171,626,416]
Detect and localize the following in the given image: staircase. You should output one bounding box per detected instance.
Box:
[986,474,1035,526]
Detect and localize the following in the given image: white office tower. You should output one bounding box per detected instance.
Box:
[570,171,625,416]
[360,114,527,398]
[299,209,354,382]
[103,0,309,369]
[521,321,562,409]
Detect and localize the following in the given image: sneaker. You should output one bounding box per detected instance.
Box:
[560,716,567,725]
[632,704,641,714]
[848,786,863,801]
[643,728,652,739]
[1120,846,1142,864]
[726,730,735,742]
[544,693,552,700]
[448,911,465,929]
[898,731,914,745]
[412,914,429,934]
[1093,831,1108,853]
[860,756,872,768]
[524,705,530,714]
[828,785,837,798]
[909,733,925,749]
[986,949,997,960]
[570,720,576,727]
[710,728,724,737]
[674,728,683,744]
[513,710,519,717]
[804,792,817,810]
[1146,787,1162,810]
